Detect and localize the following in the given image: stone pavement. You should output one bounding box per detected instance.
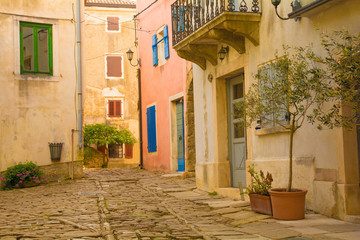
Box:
[0,168,359,240]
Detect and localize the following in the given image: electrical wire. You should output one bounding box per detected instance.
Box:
[86,45,135,61]
[84,12,156,33]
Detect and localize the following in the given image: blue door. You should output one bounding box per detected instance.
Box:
[176,100,185,171]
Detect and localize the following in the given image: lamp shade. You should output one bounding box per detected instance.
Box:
[126,49,134,62]
[271,0,281,7]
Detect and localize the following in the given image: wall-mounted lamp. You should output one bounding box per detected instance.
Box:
[271,0,301,21]
[126,49,141,67]
[218,46,229,61]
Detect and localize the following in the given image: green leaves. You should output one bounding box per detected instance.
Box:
[84,123,137,147]
[245,164,273,196]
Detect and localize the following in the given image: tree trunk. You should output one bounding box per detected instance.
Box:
[287,120,295,192]
[105,147,110,168]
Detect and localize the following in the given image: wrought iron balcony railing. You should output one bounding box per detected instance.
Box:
[171,0,261,46]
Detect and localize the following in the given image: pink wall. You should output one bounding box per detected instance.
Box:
[137,0,187,172]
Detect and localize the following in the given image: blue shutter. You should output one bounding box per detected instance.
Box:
[152,34,158,66]
[164,25,170,59]
[146,106,157,152]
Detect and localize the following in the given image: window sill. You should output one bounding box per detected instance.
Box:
[15,74,60,82]
[255,126,290,136]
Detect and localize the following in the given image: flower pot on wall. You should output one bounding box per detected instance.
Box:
[248,193,272,216]
[268,188,307,220]
[49,142,63,162]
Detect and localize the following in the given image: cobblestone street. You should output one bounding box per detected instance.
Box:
[0,168,359,240]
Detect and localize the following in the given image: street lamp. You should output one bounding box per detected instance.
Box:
[126,49,141,67]
[271,0,301,21]
[218,46,229,61]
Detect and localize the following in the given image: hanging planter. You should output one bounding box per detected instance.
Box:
[49,142,63,162]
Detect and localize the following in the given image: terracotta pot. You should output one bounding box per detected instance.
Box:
[268,188,307,220]
[248,193,272,216]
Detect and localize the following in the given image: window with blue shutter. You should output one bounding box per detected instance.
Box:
[164,25,170,59]
[146,105,157,152]
[152,34,158,66]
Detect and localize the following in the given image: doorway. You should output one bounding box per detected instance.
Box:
[227,74,246,187]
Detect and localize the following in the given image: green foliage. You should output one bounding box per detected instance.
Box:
[236,30,359,192]
[84,123,137,168]
[245,164,273,196]
[208,191,218,196]
[84,123,137,147]
[309,30,360,129]
[0,162,47,190]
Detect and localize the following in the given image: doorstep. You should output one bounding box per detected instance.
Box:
[216,187,249,201]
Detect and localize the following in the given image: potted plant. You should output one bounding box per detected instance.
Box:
[237,31,359,220]
[245,164,273,216]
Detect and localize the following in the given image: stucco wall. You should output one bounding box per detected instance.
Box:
[0,0,83,178]
[192,0,360,219]
[137,0,188,173]
[83,5,140,165]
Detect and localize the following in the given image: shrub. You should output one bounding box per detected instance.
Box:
[245,164,273,196]
[0,162,47,190]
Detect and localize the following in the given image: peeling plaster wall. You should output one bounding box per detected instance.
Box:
[83,5,140,165]
[192,0,360,219]
[0,0,82,178]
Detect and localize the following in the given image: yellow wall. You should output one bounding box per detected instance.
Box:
[192,0,360,220]
[0,0,83,177]
[84,5,140,165]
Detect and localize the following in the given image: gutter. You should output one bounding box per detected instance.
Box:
[289,0,332,18]
[76,0,83,148]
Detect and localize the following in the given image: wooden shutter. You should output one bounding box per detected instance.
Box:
[146,106,157,152]
[97,145,106,154]
[107,17,119,31]
[125,144,133,159]
[108,100,114,117]
[106,56,122,77]
[115,100,122,117]
[164,25,170,59]
[152,34,158,66]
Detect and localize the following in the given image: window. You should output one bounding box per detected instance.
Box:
[20,22,52,75]
[258,63,288,128]
[106,17,120,32]
[109,144,123,158]
[107,99,122,118]
[146,105,157,152]
[105,55,123,78]
[152,25,170,66]
[125,144,133,159]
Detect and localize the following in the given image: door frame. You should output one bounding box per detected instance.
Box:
[169,93,185,172]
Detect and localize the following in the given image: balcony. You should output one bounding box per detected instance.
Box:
[171,0,262,70]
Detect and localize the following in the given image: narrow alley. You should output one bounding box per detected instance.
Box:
[0,168,359,240]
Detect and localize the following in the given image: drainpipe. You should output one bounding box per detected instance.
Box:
[76,0,83,148]
[138,67,143,169]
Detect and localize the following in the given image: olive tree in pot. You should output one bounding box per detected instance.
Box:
[236,31,359,220]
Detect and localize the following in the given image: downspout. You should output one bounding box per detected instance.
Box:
[76,0,83,148]
[134,18,143,169]
[138,67,143,169]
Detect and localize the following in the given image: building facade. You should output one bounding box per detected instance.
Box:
[137,0,195,173]
[83,0,140,167]
[171,0,360,221]
[0,0,84,180]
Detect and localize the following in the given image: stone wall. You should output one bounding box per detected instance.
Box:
[186,68,196,172]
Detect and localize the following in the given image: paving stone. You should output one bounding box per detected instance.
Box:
[289,227,330,235]
[324,231,360,240]
[259,228,302,239]
[313,223,360,233]
[1,168,359,240]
